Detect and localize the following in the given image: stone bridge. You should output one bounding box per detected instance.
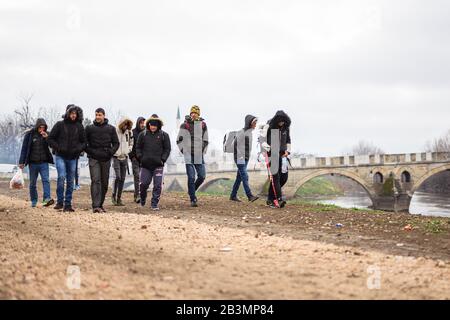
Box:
[163,152,450,212]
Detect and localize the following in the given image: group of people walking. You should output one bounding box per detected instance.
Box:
[19,104,292,212]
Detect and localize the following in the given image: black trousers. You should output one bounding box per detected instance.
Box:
[112,157,127,200]
[268,158,289,202]
[89,158,111,209]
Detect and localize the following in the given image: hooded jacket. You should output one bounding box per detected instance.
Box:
[114,118,134,160]
[136,115,171,170]
[48,106,86,160]
[85,118,120,162]
[19,118,54,166]
[129,116,145,160]
[260,110,292,157]
[234,115,257,163]
[176,115,209,161]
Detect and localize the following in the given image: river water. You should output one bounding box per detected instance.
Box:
[312,191,450,218]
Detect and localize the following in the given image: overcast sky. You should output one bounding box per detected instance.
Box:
[1,0,449,155]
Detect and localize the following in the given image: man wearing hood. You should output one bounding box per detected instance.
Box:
[176,105,209,207]
[63,104,84,191]
[19,118,55,208]
[129,116,146,203]
[259,110,292,208]
[48,105,86,212]
[112,118,134,206]
[230,115,260,203]
[85,108,120,213]
[136,114,171,211]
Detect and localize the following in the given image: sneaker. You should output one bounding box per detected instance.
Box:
[117,199,125,207]
[140,202,146,207]
[229,197,242,202]
[43,199,55,207]
[151,206,160,211]
[100,207,106,213]
[93,208,101,213]
[112,196,118,206]
[31,202,37,208]
[279,200,287,208]
[54,203,64,210]
[267,200,280,209]
[74,185,81,191]
[135,197,141,204]
[191,201,198,208]
[63,206,75,213]
[248,195,259,203]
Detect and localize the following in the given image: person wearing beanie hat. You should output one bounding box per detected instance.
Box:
[85,108,120,213]
[136,114,171,211]
[176,105,209,207]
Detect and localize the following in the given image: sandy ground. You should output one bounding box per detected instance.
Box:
[0,181,450,300]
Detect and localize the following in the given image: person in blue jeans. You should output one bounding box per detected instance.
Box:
[230,115,259,203]
[48,105,86,212]
[177,106,209,207]
[19,118,55,208]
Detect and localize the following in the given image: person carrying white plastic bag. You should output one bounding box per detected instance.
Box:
[10,168,25,190]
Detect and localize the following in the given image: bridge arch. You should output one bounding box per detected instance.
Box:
[198,177,232,193]
[411,163,450,195]
[286,169,376,203]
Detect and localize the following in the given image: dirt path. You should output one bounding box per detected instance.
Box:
[1,182,450,299]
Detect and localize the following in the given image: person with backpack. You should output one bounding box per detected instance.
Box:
[19,118,55,208]
[136,114,171,211]
[112,118,134,206]
[85,108,119,213]
[259,110,292,208]
[48,105,86,212]
[129,116,146,204]
[229,115,260,203]
[176,105,209,207]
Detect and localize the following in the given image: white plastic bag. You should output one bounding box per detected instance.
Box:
[10,168,25,190]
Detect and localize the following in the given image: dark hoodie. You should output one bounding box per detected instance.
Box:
[85,118,120,162]
[129,116,145,160]
[266,110,292,156]
[136,115,171,170]
[19,118,54,166]
[234,115,257,163]
[48,106,86,160]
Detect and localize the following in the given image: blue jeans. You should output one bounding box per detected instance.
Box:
[55,156,77,206]
[186,164,206,202]
[231,161,253,199]
[29,163,51,205]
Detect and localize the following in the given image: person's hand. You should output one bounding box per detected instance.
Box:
[282,151,289,158]
[19,164,25,170]
[40,131,48,138]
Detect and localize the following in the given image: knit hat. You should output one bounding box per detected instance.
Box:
[190,105,200,117]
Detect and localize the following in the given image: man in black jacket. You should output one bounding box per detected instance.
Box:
[48,105,86,212]
[129,116,145,203]
[136,114,171,211]
[19,118,55,208]
[230,115,259,203]
[259,110,292,208]
[85,108,119,213]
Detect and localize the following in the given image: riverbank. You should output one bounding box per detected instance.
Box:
[1,179,450,299]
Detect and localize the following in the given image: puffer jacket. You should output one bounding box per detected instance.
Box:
[19,118,54,166]
[114,118,134,160]
[129,116,145,160]
[85,118,120,162]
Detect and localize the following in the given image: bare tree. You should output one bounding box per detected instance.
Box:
[425,130,450,152]
[347,140,385,155]
[14,93,35,130]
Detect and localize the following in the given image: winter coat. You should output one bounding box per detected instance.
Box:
[129,116,145,160]
[48,106,86,160]
[114,118,134,160]
[19,118,54,166]
[234,115,257,164]
[136,115,171,170]
[176,115,209,161]
[85,119,120,162]
[260,110,292,156]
